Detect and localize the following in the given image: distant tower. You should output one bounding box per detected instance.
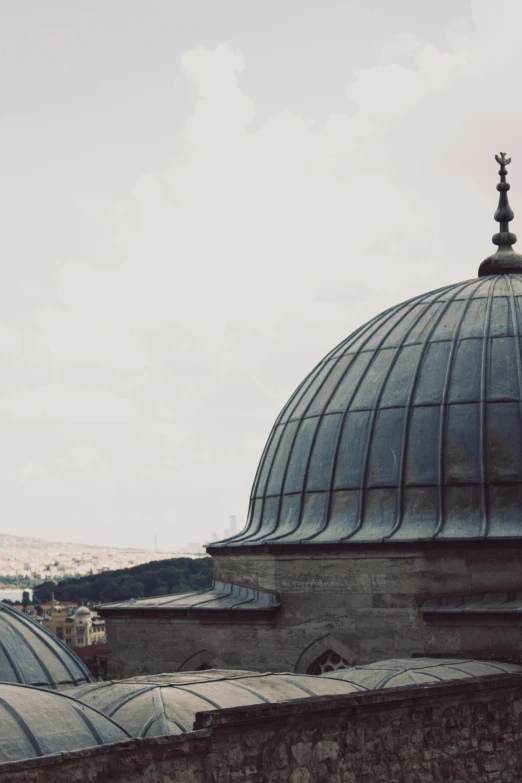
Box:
[154,535,158,553]
[230,515,237,535]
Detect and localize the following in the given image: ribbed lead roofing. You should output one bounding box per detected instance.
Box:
[0,682,129,765]
[98,580,280,612]
[321,658,522,690]
[211,275,522,547]
[69,670,364,738]
[0,603,92,688]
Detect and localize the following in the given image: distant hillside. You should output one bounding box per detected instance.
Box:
[33,557,214,604]
[0,532,142,553]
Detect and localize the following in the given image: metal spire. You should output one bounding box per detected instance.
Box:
[479,152,522,276]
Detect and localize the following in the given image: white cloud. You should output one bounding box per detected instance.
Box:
[0,385,139,423]
[57,444,111,474]
[7,0,522,546]
[31,302,148,370]
[346,40,471,120]
[27,31,480,382]
[0,325,22,360]
[18,462,54,481]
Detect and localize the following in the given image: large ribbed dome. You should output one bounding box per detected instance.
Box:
[214,274,522,546]
[0,603,92,688]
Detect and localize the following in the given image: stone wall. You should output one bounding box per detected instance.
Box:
[3,673,522,782]
[102,542,522,678]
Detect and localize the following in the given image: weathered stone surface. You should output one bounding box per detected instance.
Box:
[289,767,310,783]
[262,742,288,769]
[102,543,522,679]
[314,739,339,761]
[291,742,311,765]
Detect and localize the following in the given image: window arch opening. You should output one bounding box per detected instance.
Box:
[308,649,351,676]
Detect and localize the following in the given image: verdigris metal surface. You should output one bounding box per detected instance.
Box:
[0,602,92,688]
[211,274,522,546]
[321,658,522,689]
[69,670,364,737]
[421,592,522,614]
[0,682,129,765]
[98,580,280,612]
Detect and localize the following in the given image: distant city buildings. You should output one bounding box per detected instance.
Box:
[17,599,107,650]
[0,533,209,587]
[209,515,238,545]
[42,603,106,649]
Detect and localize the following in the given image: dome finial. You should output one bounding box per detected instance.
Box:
[479,152,522,276]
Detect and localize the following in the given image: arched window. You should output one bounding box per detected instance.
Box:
[178,649,224,672]
[295,634,356,674]
[308,649,351,675]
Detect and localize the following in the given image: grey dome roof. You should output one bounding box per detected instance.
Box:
[69,670,364,737]
[0,682,129,765]
[213,274,522,546]
[321,658,522,689]
[0,603,92,689]
[74,606,91,617]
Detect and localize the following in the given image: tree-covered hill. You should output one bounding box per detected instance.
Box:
[33,557,213,605]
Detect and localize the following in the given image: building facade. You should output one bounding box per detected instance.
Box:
[43,603,106,648]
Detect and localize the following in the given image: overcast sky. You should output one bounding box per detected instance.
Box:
[0,0,518,549]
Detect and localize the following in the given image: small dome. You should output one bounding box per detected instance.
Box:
[70,670,364,737]
[213,275,522,546]
[0,603,92,689]
[74,606,91,617]
[0,683,129,765]
[74,606,92,617]
[320,658,522,689]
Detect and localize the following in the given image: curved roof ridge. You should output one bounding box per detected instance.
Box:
[0,616,25,684]
[140,687,170,738]
[267,298,426,544]
[228,294,435,546]
[1,680,129,727]
[431,276,493,539]
[0,682,130,766]
[478,274,500,538]
[0,603,91,688]
[2,614,57,687]
[67,670,365,739]
[0,693,44,758]
[99,581,280,614]
[355,283,480,542]
[320,657,522,690]
[391,277,490,542]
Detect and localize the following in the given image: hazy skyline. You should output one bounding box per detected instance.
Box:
[0,0,518,548]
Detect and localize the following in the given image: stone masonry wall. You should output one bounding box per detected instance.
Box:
[102,542,522,678]
[3,673,522,783]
